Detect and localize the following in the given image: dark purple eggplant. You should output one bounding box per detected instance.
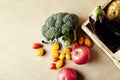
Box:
[88,6,120,53]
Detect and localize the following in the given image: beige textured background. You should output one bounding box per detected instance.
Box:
[0,0,120,80]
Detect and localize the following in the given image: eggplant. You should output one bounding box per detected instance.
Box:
[89,16,120,52]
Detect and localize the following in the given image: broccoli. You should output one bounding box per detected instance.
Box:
[41,12,79,47]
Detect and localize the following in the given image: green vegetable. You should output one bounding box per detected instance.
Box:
[90,6,105,23]
[41,12,79,47]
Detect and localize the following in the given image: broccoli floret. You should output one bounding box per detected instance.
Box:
[41,12,79,47]
[46,27,61,40]
[62,21,72,34]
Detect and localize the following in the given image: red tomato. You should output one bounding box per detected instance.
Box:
[71,46,90,64]
[33,43,43,49]
[53,57,59,62]
[50,63,56,69]
[84,38,92,47]
[57,68,77,80]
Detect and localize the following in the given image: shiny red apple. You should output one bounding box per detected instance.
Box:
[71,46,91,64]
[57,68,77,80]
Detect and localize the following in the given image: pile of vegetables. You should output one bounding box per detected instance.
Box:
[50,43,72,69]
[32,1,120,79]
[32,39,91,80]
[31,12,93,80]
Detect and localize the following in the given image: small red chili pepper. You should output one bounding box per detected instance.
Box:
[53,57,59,62]
[33,43,43,49]
[50,63,56,69]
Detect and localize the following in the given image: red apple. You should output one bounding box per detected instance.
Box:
[57,68,77,80]
[71,46,90,64]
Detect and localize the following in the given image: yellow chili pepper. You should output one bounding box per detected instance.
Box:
[66,53,71,60]
[51,51,59,58]
[56,60,64,69]
[64,47,71,53]
[59,53,65,60]
[52,43,60,51]
[36,48,45,56]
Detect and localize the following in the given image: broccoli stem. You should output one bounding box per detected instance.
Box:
[73,30,77,42]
